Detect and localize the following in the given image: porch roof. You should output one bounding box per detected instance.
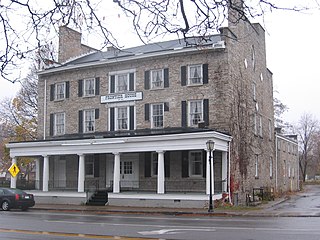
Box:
[7,131,232,158]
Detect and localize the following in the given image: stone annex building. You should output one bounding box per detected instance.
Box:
[7,16,299,208]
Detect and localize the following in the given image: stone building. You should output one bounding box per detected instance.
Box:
[7,15,299,207]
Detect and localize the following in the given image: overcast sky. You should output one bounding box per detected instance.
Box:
[0,1,319,125]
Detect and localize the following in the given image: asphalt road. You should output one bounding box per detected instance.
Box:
[1,210,320,240]
[1,184,320,240]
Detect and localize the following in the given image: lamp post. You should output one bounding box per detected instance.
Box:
[206,140,215,212]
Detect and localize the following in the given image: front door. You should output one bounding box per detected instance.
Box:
[120,154,139,189]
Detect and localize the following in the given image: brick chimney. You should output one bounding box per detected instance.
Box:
[58,26,96,63]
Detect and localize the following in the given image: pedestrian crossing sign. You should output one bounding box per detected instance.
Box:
[8,163,20,178]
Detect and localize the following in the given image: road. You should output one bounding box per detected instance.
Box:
[0,185,320,240]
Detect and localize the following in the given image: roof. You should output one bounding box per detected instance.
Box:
[65,35,222,66]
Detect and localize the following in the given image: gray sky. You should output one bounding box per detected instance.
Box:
[0,1,319,125]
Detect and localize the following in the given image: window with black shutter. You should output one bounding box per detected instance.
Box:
[145,104,150,121]
[144,152,151,178]
[129,106,134,130]
[181,151,189,178]
[181,66,187,86]
[110,75,115,93]
[144,71,150,90]
[78,110,83,133]
[95,77,100,95]
[109,107,115,131]
[164,68,169,88]
[181,101,187,127]
[78,80,83,97]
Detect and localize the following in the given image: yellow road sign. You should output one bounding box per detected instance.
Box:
[8,163,20,178]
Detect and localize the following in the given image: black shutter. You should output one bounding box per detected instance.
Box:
[203,150,207,178]
[145,104,150,121]
[94,155,100,177]
[129,73,134,91]
[181,101,187,127]
[78,80,83,97]
[110,75,115,93]
[164,102,169,112]
[95,77,100,95]
[182,151,189,178]
[144,152,151,177]
[65,81,70,98]
[181,66,187,86]
[95,108,100,119]
[164,68,169,88]
[144,71,150,90]
[50,84,55,101]
[165,152,170,178]
[109,107,115,131]
[203,64,208,84]
[49,114,54,136]
[129,106,134,130]
[203,99,209,126]
[78,110,83,133]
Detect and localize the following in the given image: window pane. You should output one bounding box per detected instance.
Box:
[151,69,163,88]
[189,101,202,126]
[190,151,202,176]
[189,65,202,84]
[55,83,65,100]
[84,79,95,96]
[117,107,128,130]
[84,109,95,132]
[117,74,128,92]
[152,104,163,128]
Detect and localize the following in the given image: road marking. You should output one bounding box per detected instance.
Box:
[0,228,162,240]
[139,228,216,235]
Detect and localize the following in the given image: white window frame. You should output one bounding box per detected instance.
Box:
[258,115,263,137]
[85,155,94,177]
[188,64,203,85]
[54,112,65,136]
[151,103,164,129]
[151,69,164,89]
[83,109,95,133]
[55,82,66,100]
[189,151,203,177]
[252,82,256,101]
[188,100,203,127]
[116,73,129,93]
[83,78,95,97]
[254,113,257,135]
[116,106,129,131]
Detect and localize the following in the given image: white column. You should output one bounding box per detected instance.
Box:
[221,152,228,193]
[43,155,49,192]
[35,158,40,190]
[78,154,85,192]
[205,150,214,195]
[113,152,120,193]
[10,157,17,188]
[157,151,165,194]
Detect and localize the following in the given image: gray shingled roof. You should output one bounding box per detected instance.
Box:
[66,35,222,66]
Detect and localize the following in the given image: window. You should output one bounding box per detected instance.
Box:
[117,107,128,130]
[151,152,158,176]
[258,115,263,137]
[151,103,164,128]
[117,74,128,93]
[188,100,203,127]
[189,151,203,177]
[269,157,273,178]
[84,78,95,96]
[255,155,259,178]
[85,155,94,177]
[84,109,95,133]
[151,69,163,89]
[253,114,257,135]
[188,65,202,85]
[252,82,256,101]
[121,161,133,175]
[268,119,272,140]
[55,82,66,100]
[251,45,255,70]
[54,113,65,135]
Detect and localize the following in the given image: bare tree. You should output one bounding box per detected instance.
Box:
[1,0,317,82]
[296,113,319,181]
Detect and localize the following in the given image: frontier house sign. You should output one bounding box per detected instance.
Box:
[101,92,143,104]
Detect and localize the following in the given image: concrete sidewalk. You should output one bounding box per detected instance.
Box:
[30,196,292,217]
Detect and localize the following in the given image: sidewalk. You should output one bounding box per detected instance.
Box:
[31,196,291,217]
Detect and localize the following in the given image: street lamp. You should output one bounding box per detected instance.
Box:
[206,140,215,212]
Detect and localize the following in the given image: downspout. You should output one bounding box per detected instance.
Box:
[43,79,47,140]
[275,135,278,191]
[228,141,231,203]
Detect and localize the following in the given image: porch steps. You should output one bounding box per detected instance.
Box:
[86,190,108,206]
